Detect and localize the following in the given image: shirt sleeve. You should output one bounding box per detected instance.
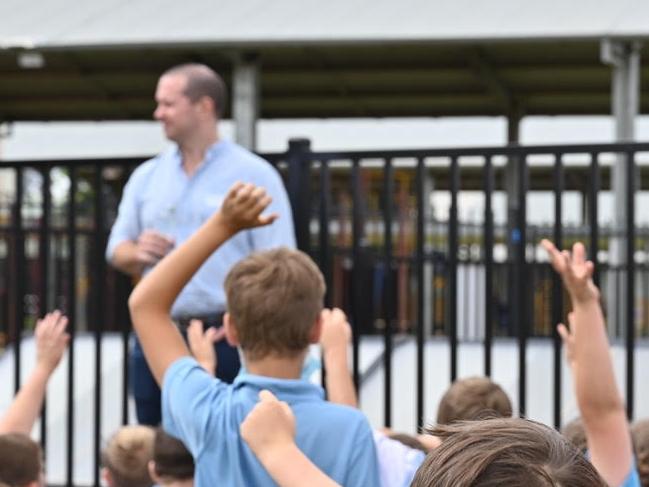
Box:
[248,166,296,250]
[345,418,382,487]
[162,356,225,457]
[105,162,151,262]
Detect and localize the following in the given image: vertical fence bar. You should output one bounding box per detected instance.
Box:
[516,154,528,415]
[589,153,600,287]
[626,150,635,419]
[350,158,362,392]
[448,156,459,382]
[383,158,394,427]
[13,167,24,394]
[39,167,51,451]
[286,138,312,254]
[552,153,564,429]
[319,160,332,308]
[483,156,494,376]
[415,157,425,428]
[93,164,105,487]
[66,165,77,487]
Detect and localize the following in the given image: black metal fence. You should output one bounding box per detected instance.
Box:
[2,141,649,486]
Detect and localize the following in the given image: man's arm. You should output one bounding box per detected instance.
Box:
[128,182,276,385]
[0,311,69,434]
[241,390,342,487]
[543,240,633,487]
[319,308,357,408]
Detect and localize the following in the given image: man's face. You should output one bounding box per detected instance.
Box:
[153,74,200,143]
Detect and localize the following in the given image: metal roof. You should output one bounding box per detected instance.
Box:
[1,0,649,121]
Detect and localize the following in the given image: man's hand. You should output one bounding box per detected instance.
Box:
[541,239,599,305]
[218,182,278,234]
[187,319,225,375]
[319,308,351,355]
[35,310,70,374]
[240,390,295,457]
[135,229,175,266]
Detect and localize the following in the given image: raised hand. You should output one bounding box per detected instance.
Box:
[556,312,576,367]
[35,310,70,374]
[541,239,599,304]
[187,319,225,375]
[219,182,278,233]
[319,308,352,354]
[240,390,295,456]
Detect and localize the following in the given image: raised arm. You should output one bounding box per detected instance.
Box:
[319,308,357,408]
[0,311,69,434]
[241,390,342,487]
[542,239,633,487]
[128,182,276,385]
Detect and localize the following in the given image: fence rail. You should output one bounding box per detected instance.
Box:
[2,141,649,486]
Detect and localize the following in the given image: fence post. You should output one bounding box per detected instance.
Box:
[286,138,312,253]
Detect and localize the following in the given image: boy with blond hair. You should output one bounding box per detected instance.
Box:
[101,425,155,487]
[128,182,379,486]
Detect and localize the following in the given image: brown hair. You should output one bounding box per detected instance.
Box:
[632,418,649,487]
[561,417,588,453]
[152,429,194,481]
[0,433,42,486]
[162,63,227,118]
[436,377,512,425]
[411,417,606,487]
[102,426,155,487]
[224,248,325,361]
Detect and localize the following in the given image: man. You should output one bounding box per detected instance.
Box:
[106,63,295,425]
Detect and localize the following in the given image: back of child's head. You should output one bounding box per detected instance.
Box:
[224,247,325,360]
[632,418,649,487]
[150,429,194,483]
[436,376,512,425]
[0,433,43,487]
[561,417,588,453]
[101,425,155,487]
[411,417,606,487]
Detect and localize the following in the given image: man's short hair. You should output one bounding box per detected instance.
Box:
[224,247,325,361]
[436,376,512,425]
[151,429,194,481]
[162,63,227,118]
[101,425,155,487]
[411,417,606,487]
[632,418,649,487]
[0,433,42,486]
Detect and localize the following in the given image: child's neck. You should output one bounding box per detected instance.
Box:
[245,352,307,379]
[160,480,193,487]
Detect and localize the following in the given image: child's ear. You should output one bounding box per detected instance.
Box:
[309,311,323,344]
[224,313,240,347]
[101,467,113,487]
[148,460,161,483]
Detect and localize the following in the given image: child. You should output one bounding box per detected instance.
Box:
[410,417,606,486]
[101,425,155,487]
[435,376,512,425]
[0,433,44,487]
[147,429,194,487]
[128,182,379,486]
[631,419,649,487]
[0,311,69,435]
[543,239,640,487]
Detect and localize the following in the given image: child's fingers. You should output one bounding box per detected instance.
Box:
[556,323,571,344]
[187,319,204,345]
[258,389,278,402]
[205,326,226,343]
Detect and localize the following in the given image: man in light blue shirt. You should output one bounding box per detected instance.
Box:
[106,63,295,425]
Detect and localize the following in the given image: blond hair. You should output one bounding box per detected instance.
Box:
[102,426,155,487]
[224,247,325,361]
[632,418,649,487]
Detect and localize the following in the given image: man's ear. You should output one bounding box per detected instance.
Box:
[309,311,323,344]
[224,312,240,347]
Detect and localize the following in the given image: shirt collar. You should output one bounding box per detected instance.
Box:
[233,372,325,402]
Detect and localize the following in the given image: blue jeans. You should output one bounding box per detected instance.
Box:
[129,329,241,426]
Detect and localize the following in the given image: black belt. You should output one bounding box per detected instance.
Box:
[174,312,225,330]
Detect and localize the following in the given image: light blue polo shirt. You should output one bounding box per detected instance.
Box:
[105,140,296,316]
[162,357,380,487]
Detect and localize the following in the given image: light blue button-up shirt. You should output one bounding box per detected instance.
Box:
[106,140,296,317]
